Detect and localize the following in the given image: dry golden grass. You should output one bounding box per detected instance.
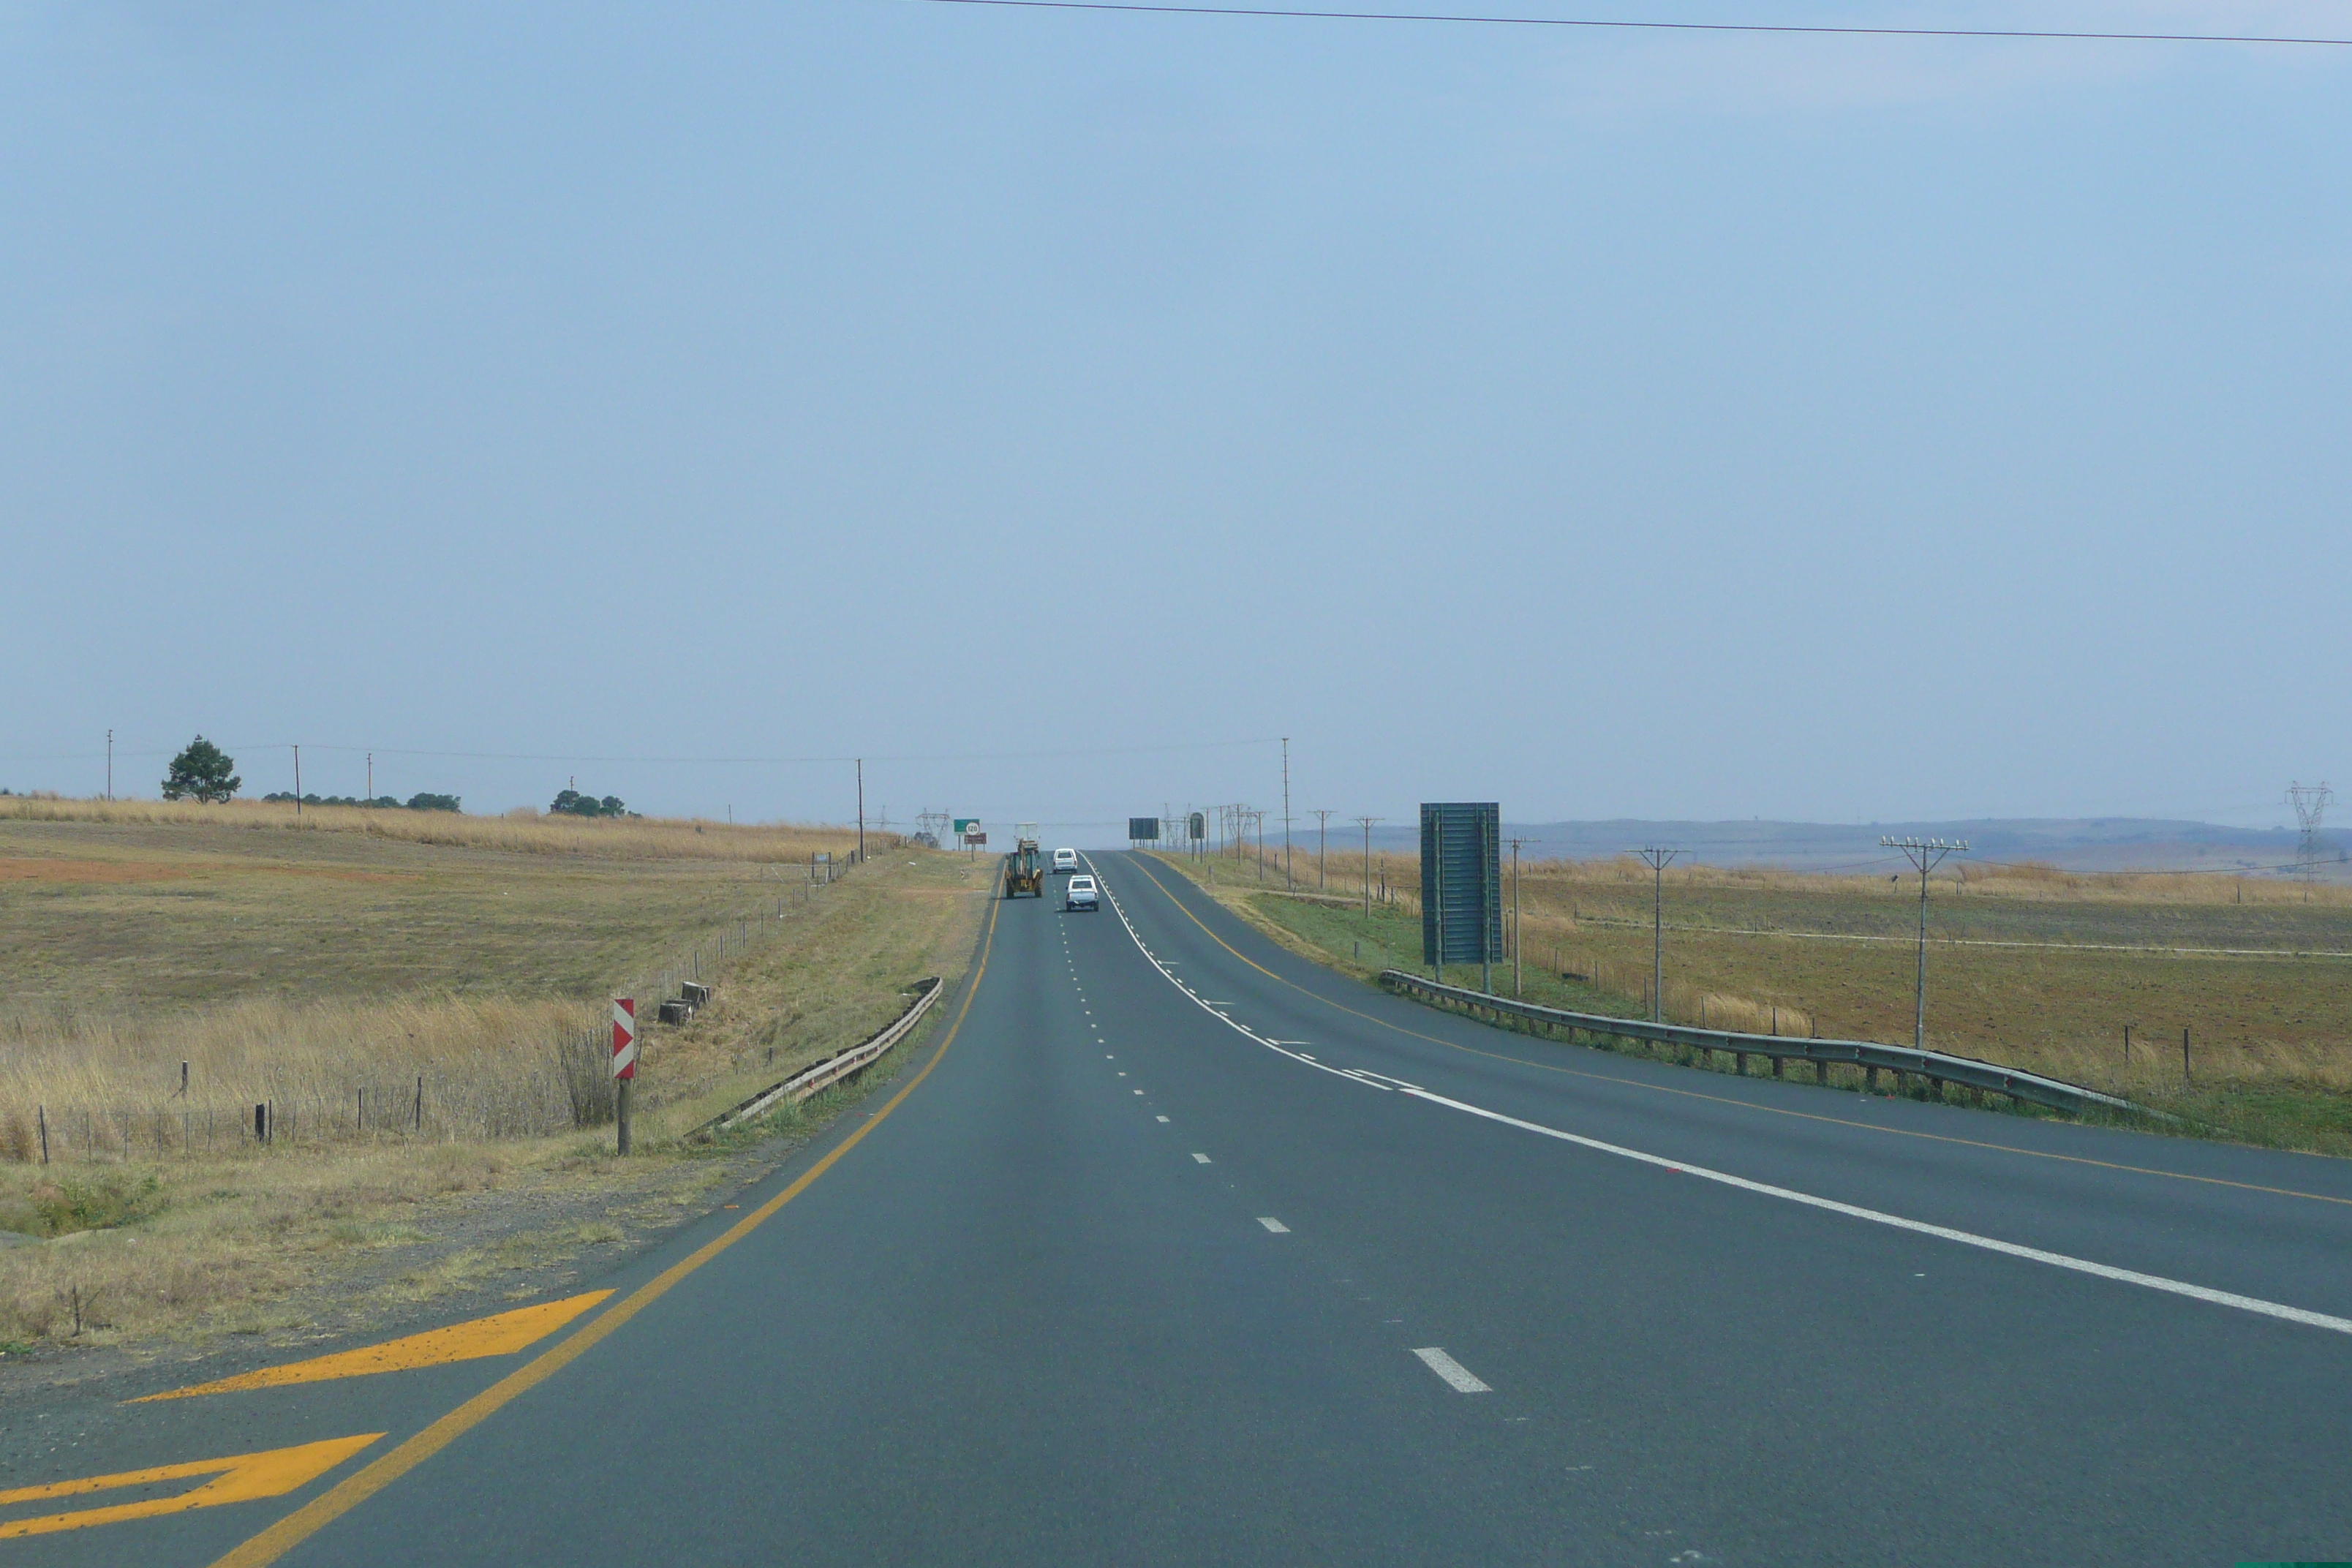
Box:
[0,842,993,1352]
[1256,842,2352,913]
[0,794,869,864]
[1158,846,2352,1151]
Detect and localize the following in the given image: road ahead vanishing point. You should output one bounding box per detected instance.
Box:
[12,852,2352,1565]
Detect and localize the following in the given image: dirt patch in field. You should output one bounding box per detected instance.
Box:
[0,858,413,886]
[0,860,195,885]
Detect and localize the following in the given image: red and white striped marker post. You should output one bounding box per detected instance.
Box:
[611,998,637,1154]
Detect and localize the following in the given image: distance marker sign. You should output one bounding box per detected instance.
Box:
[611,998,638,1080]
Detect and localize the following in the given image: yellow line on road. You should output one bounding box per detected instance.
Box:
[132,1291,614,1403]
[0,1434,381,1539]
[1121,856,2352,1211]
[208,894,1004,1568]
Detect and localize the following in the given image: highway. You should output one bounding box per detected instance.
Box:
[10,851,2352,1564]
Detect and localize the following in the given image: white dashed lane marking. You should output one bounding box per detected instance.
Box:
[1411,1347,1491,1393]
[1155,1115,1169,1123]
[1191,1153,1212,1164]
[1257,1217,1290,1233]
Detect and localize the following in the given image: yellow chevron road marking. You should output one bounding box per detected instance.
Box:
[0,1433,380,1539]
[132,1290,615,1403]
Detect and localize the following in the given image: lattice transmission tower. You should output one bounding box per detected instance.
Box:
[2288,782,2333,883]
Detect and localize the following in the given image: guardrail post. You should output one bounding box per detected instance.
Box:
[1816,1058,1830,1085]
[1865,1065,1879,1093]
[1733,1050,1746,1076]
[1771,1056,1783,1079]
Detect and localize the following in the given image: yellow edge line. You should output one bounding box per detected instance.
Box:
[208,894,1004,1568]
[1122,855,2352,1211]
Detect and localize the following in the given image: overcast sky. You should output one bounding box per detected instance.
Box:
[3,1,2344,838]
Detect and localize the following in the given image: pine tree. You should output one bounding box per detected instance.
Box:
[162,736,241,803]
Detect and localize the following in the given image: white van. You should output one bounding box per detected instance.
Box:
[1052,848,1078,875]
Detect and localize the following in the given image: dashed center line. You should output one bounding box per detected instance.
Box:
[1191,1152,1212,1164]
[1156,1115,1169,1123]
[1256,1217,1290,1233]
[1411,1347,1491,1393]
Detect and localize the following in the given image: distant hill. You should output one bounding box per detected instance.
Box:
[1338,818,2329,875]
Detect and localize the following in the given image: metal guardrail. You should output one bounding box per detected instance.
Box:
[691,977,943,1141]
[1379,969,2144,1117]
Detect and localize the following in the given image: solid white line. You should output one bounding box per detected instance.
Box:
[1411,1347,1490,1392]
[1191,1152,1212,1164]
[1092,852,2352,1341]
[1257,1217,1290,1233]
[1400,1083,2352,1338]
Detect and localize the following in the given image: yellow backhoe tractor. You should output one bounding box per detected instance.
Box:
[1004,835,1044,898]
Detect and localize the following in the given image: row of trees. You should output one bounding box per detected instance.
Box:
[157,738,640,820]
[162,738,461,811]
[155,737,647,819]
[261,791,461,812]
[549,788,633,818]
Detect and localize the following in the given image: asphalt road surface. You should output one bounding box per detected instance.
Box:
[11,851,2352,1565]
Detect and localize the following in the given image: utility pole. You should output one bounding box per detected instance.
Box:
[1506,837,1536,996]
[1882,837,1968,1050]
[1281,738,1292,891]
[105,730,113,802]
[856,758,864,864]
[1313,810,1334,890]
[1635,846,1678,1021]
[1357,817,1381,918]
[293,745,301,817]
[1254,810,1267,882]
[366,752,373,804]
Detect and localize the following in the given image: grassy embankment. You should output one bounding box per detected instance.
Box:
[1150,845,2352,1154]
[0,797,990,1352]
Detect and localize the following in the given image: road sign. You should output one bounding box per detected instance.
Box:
[1188,812,1205,840]
[1420,804,1501,970]
[953,818,979,835]
[1129,817,1161,841]
[611,998,638,1080]
[963,832,987,846]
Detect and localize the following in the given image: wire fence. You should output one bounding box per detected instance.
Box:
[3,845,885,1165]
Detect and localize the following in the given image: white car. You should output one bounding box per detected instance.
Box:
[1064,874,1098,912]
[1052,848,1078,875]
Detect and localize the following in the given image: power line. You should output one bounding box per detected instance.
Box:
[918,0,2352,47]
[2288,782,2334,885]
